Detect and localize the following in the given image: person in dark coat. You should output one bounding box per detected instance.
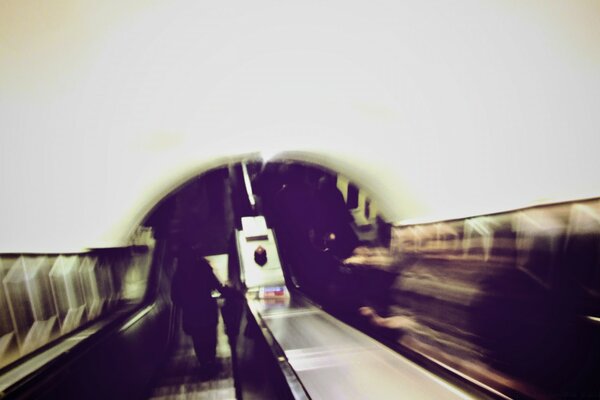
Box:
[313,175,358,259]
[171,247,223,375]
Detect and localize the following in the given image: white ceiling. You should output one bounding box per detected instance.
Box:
[1,0,599,252]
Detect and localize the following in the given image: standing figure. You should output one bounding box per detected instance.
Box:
[171,247,223,376]
[314,175,358,259]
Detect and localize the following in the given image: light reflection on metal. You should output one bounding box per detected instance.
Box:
[4,256,59,355]
[0,227,155,370]
[49,255,87,335]
[241,161,256,209]
[586,316,600,324]
[119,304,155,332]
[251,296,473,400]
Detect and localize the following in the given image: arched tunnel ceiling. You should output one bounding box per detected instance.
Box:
[1,1,599,252]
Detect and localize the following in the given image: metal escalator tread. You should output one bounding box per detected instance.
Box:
[146,314,236,400]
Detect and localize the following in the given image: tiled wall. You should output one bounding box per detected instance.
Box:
[0,228,155,369]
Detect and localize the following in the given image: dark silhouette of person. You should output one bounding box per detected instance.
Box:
[313,175,358,259]
[269,168,360,309]
[171,247,223,376]
[270,167,331,300]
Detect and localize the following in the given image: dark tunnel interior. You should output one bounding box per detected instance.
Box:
[144,159,600,399]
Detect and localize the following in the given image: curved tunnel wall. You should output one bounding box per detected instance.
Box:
[2,1,600,254]
[98,152,393,251]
